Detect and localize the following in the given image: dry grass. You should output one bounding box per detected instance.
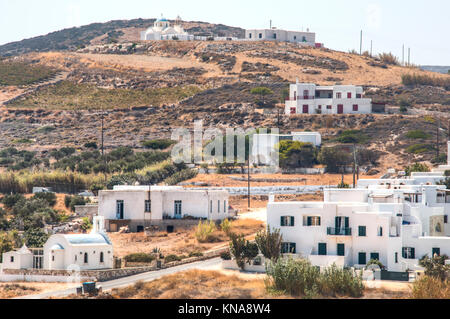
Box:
[0,282,78,299]
[107,270,284,299]
[109,218,265,258]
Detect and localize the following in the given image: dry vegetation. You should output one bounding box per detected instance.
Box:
[0,282,78,299]
[109,218,264,258]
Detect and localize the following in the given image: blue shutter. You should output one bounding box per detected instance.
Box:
[280,217,285,226]
[290,216,295,226]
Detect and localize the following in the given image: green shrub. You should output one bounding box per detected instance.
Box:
[195,220,217,243]
[124,253,155,263]
[220,251,232,260]
[229,233,259,270]
[266,258,364,298]
[404,163,430,176]
[220,219,232,235]
[335,130,368,144]
[255,226,282,262]
[165,254,182,263]
[142,139,176,150]
[163,168,198,185]
[33,192,57,207]
[406,143,434,154]
[188,251,204,258]
[2,194,25,209]
[24,228,49,248]
[318,147,352,173]
[366,259,385,270]
[402,74,450,90]
[406,130,431,139]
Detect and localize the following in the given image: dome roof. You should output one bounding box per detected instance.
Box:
[157,18,168,22]
[64,233,111,245]
[51,244,64,250]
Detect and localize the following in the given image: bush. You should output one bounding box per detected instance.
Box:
[278,141,317,169]
[220,219,232,235]
[188,251,204,258]
[163,168,198,185]
[402,74,450,90]
[255,226,282,262]
[142,139,176,150]
[64,195,87,212]
[404,163,430,176]
[335,130,368,144]
[366,259,385,270]
[266,258,364,298]
[229,233,259,270]
[406,130,431,140]
[33,192,57,207]
[124,253,155,263]
[195,220,217,243]
[165,254,182,263]
[1,194,25,209]
[24,228,49,248]
[406,143,434,154]
[378,52,399,65]
[412,276,450,299]
[220,251,232,260]
[318,147,352,173]
[419,254,450,281]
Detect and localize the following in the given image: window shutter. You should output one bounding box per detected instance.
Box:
[402,247,406,259]
[290,216,295,226]
[281,217,285,226]
[307,217,312,226]
[318,217,321,226]
[344,217,349,228]
[411,248,415,259]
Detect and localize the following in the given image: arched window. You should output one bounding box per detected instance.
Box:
[84,253,88,264]
[436,223,442,233]
[100,252,104,263]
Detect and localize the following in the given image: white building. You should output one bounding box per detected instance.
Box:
[140,17,194,41]
[252,132,321,166]
[245,28,315,45]
[285,82,372,115]
[2,217,113,271]
[267,144,450,271]
[98,185,230,232]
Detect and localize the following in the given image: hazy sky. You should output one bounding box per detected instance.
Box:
[0,0,448,65]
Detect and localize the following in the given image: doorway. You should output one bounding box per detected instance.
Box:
[337,104,344,114]
[318,243,327,256]
[174,201,182,219]
[337,244,345,256]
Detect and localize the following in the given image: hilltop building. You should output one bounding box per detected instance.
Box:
[267,142,450,271]
[285,82,372,115]
[2,217,113,271]
[245,27,316,45]
[97,185,231,232]
[140,16,194,41]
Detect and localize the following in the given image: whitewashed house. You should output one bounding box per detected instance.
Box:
[140,17,194,41]
[285,82,372,115]
[98,186,230,232]
[2,217,113,271]
[267,144,450,271]
[252,132,321,166]
[245,28,315,45]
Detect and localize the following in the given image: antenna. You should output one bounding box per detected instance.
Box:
[402,44,405,65]
[370,40,373,57]
[408,48,411,66]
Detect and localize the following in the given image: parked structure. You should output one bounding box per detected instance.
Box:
[2,217,113,271]
[97,186,230,232]
[245,28,315,45]
[267,143,450,271]
[252,132,321,166]
[140,16,194,41]
[285,82,372,115]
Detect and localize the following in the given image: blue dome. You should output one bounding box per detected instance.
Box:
[157,18,168,22]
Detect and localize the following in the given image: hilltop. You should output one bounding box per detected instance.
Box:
[0,19,449,172]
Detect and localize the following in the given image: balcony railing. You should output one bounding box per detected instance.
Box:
[285,96,316,101]
[327,227,352,236]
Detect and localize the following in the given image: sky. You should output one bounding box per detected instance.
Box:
[0,0,449,65]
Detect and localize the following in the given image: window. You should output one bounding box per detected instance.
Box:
[337,243,345,256]
[280,216,295,227]
[224,201,227,213]
[377,226,383,237]
[273,33,277,39]
[84,253,88,264]
[347,92,352,99]
[174,201,182,217]
[52,255,55,262]
[444,215,448,224]
[303,216,321,226]
[281,243,296,254]
[432,248,440,257]
[302,36,306,42]
[358,252,367,265]
[327,105,332,109]
[249,33,252,39]
[353,104,359,111]
[436,223,442,233]
[210,200,213,213]
[116,200,124,220]
[75,255,77,262]
[336,92,342,99]
[10,256,14,263]
[100,252,104,263]
[303,90,309,98]
[145,200,151,212]
[318,243,327,256]
[402,247,415,259]
[370,253,380,261]
[259,33,262,39]
[358,226,367,237]
[356,93,362,98]
[395,252,398,263]
[318,105,322,109]
[218,200,220,213]
[294,35,297,40]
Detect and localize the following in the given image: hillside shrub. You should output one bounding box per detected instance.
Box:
[142,139,176,150]
[163,168,198,185]
[165,254,182,263]
[220,251,232,260]
[278,141,317,169]
[406,130,431,139]
[33,192,57,207]
[406,143,434,154]
[412,276,450,299]
[402,74,450,90]
[378,52,399,65]
[318,147,352,173]
[255,226,282,262]
[195,220,217,243]
[229,233,259,270]
[124,253,155,263]
[404,163,430,176]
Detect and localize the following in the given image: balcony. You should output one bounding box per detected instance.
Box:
[285,96,316,101]
[327,227,352,236]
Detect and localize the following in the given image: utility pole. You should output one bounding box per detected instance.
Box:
[353,144,357,188]
[360,30,363,55]
[247,158,251,209]
[402,45,405,66]
[408,48,411,66]
[370,40,373,57]
[101,107,107,183]
[437,117,441,160]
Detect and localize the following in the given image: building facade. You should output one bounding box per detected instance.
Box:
[98,186,230,232]
[2,217,113,271]
[285,82,372,115]
[245,28,315,45]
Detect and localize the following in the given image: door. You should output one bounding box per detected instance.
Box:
[116,200,124,220]
[337,104,344,114]
[174,201,182,219]
[358,252,366,265]
[337,244,345,256]
[303,105,309,114]
[318,243,327,256]
[432,248,440,257]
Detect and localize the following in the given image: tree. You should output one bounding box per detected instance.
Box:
[255,226,283,262]
[0,231,21,262]
[318,147,352,173]
[250,87,274,106]
[404,163,430,176]
[278,141,317,170]
[229,233,259,270]
[80,217,92,233]
[33,192,57,207]
[24,228,49,248]
[419,254,450,281]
